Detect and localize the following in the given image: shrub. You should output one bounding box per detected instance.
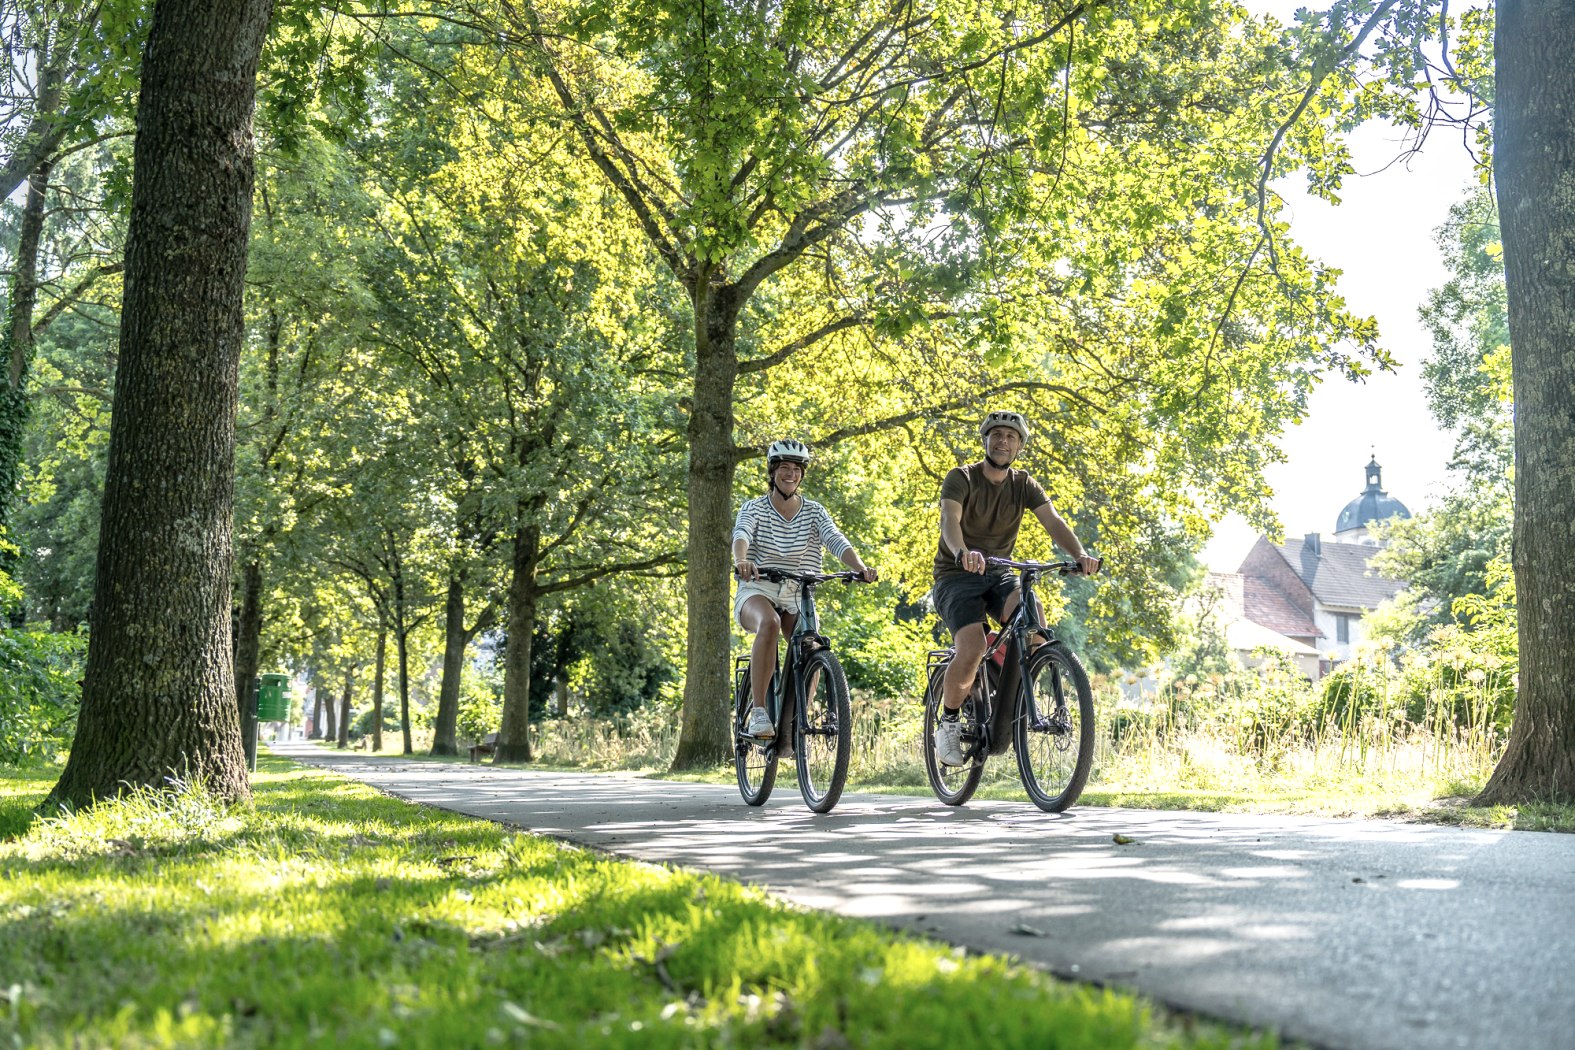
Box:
[348,703,402,740]
[0,626,88,762]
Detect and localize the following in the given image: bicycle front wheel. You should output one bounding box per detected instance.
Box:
[1014,641,1095,812]
[734,664,777,805]
[795,650,852,813]
[923,660,985,806]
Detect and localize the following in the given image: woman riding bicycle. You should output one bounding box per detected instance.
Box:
[733,439,878,741]
[931,410,1100,766]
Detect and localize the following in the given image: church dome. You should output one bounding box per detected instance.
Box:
[1334,456,1410,536]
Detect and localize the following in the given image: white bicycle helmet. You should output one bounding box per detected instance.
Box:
[766,438,812,468]
[979,410,1030,446]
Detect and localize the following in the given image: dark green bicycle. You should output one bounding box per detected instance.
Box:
[732,568,867,813]
[922,556,1098,813]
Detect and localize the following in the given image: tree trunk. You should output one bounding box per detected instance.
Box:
[671,282,741,769]
[391,559,415,755]
[47,0,272,810]
[0,49,58,559]
[431,573,466,756]
[497,519,541,763]
[554,676,568,717]
[321,679,337,741]
[231,557,259,765]
[308,688,323,739]
[396,626,413,755]
[337,665,353,749]
[372,626,386,753]
[0,157,50,565]
[1477,0,1575,805]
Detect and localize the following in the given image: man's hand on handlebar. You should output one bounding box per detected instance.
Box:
[1075,554,1102,577]
[958,549,986,575]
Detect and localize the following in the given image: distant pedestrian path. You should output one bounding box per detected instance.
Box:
[273,740,1575,1050]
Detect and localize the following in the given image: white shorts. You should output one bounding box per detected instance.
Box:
[734,578,803,627]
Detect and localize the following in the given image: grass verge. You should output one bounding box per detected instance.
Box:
[0,759,1275,1050]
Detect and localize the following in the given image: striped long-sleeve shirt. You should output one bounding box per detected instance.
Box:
[731,496,853,574]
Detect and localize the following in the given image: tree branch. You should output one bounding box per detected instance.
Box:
[539,549,687,594]
[738,314,869,374]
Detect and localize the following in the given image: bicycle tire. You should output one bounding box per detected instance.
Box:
[733,664,777,805]
[1013,641,1095,812]
[795,650,852,813]
[922,660,985,806]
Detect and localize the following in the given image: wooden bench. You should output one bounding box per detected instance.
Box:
[468,733,498,763]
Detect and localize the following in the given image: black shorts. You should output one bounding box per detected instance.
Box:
[932,570,1019,633]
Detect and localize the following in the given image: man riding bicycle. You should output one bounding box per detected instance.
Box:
[931,411,1101,767]
[733,439,878,741]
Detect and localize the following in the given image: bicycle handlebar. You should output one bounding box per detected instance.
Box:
[745,567,871,585]
[985,555,1102,576]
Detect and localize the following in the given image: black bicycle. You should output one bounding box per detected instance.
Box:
[732,568,867,813]
[922,556,1098,812]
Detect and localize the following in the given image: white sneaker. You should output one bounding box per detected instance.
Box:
[935,717,966,766]
[746,706,775,739]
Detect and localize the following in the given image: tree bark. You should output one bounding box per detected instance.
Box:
[0,50,58,554]
[670,281,741,769]
[432,573,467,756]
[1477,0,1575,804]
[372,626,386,752]
[0,159,50,564]
[337,666,353,749]
[396,624,413,755]
[48,0,273,809]
[321,679,337,742]
[233,558,262,734]
[308,688,323,739]
[497,517,541,764]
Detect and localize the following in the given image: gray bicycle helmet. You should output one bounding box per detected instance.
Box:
[979,410,1030,446]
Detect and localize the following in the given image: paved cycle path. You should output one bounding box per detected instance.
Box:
[271,741,1575,1050]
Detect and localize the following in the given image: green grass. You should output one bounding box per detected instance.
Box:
[0,760,1276,1050]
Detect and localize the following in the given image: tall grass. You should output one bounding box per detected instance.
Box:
[512,661,1509,816]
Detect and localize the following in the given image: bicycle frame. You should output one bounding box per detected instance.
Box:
[735,569,859,746]
[935,558,1084,759]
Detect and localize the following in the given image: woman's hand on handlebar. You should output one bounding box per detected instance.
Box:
[856,564,879,583]
[734,559,759,582]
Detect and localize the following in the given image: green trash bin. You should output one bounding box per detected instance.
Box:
[256,673,292,722]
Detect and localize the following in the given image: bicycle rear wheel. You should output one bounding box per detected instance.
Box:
[733,663,777,805]
[795,650,851,813]
[922,660,985,806]
[1014,642,1095,812]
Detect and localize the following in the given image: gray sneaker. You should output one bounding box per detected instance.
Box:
[935,717,966,766]
[746,706,775,739]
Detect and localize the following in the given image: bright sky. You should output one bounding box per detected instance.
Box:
[1201,1,1482,570]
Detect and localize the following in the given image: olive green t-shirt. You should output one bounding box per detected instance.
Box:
[933,462,1050,578]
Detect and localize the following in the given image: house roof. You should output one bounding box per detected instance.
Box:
[1277,537,1406,610]
[1225,618,1322,657]
[1241,573,1319,639]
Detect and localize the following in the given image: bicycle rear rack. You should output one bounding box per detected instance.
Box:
[925,647,954,683]
[733,654,751,701]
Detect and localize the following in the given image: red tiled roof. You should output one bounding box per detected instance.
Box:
[1242,575,1319,641]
